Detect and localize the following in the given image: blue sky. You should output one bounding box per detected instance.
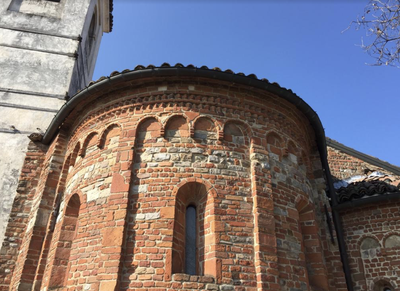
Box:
[93,1,400,166]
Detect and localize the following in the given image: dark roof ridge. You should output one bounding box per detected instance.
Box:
[337,180,400,204]
[327,137,400,176]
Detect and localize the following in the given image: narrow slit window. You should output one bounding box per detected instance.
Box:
[185,205,197,275]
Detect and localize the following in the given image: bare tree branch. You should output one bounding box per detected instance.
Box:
[349,0,400,67]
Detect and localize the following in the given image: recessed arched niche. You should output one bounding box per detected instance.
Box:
[165,115,189,139]
[384,235,400,249]
[69,142,80,170]
[361,237,380,250]
[80,132,98,157]
[99,124,121,149]
[360,237,380,259]
[223,122,248,146]
[193,117,217,142]
[136,117,162,142]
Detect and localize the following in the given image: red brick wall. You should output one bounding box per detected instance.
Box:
[327,145,400,291]
[340,201,400,290]
[0,141,47,290]
[327,146,399,181]
[1,77,338,291]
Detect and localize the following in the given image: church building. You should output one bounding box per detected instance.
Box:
[1,1,400,291]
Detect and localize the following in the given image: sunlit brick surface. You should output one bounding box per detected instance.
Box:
[1,75,345,290]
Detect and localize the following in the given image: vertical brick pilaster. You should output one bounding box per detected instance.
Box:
[250,145,280,290]
[105,137,134,290]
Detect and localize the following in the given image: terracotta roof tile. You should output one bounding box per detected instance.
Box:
[89,63,290,93]
[337,174,400,203]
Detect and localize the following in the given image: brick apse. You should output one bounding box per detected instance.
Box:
[1,64,400,291]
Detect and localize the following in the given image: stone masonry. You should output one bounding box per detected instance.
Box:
[1,65,400,291]
[0,66,341,290]
[0,0,112,246]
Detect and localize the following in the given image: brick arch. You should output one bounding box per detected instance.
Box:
[357,235,381,289]
[357,235,381,250]
[64,154,72,174]
[69,142,80,168]
[79,131,99,157]
[164,114,190,138]
[135,116,163,142]
[223,119,253,136]
[383,233,400,249]
[55,151,75,197]
[223,119,252,146]
[295,195,313,214]
[98,123,121,148]
[63,189,86,206]
[136,114,163,130]
[171,177,217,199]
[192,115,218,140]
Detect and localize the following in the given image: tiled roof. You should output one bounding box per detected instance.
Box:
[337,174,400,204]
[86,63,286,90]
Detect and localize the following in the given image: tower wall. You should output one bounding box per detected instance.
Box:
[0,0,112,245]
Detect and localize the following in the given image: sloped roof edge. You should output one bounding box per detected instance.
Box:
[327,137,400,176]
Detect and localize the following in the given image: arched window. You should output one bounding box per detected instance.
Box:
[185,205,197,275]
[172,183,207,276]
[168,182,221,282]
